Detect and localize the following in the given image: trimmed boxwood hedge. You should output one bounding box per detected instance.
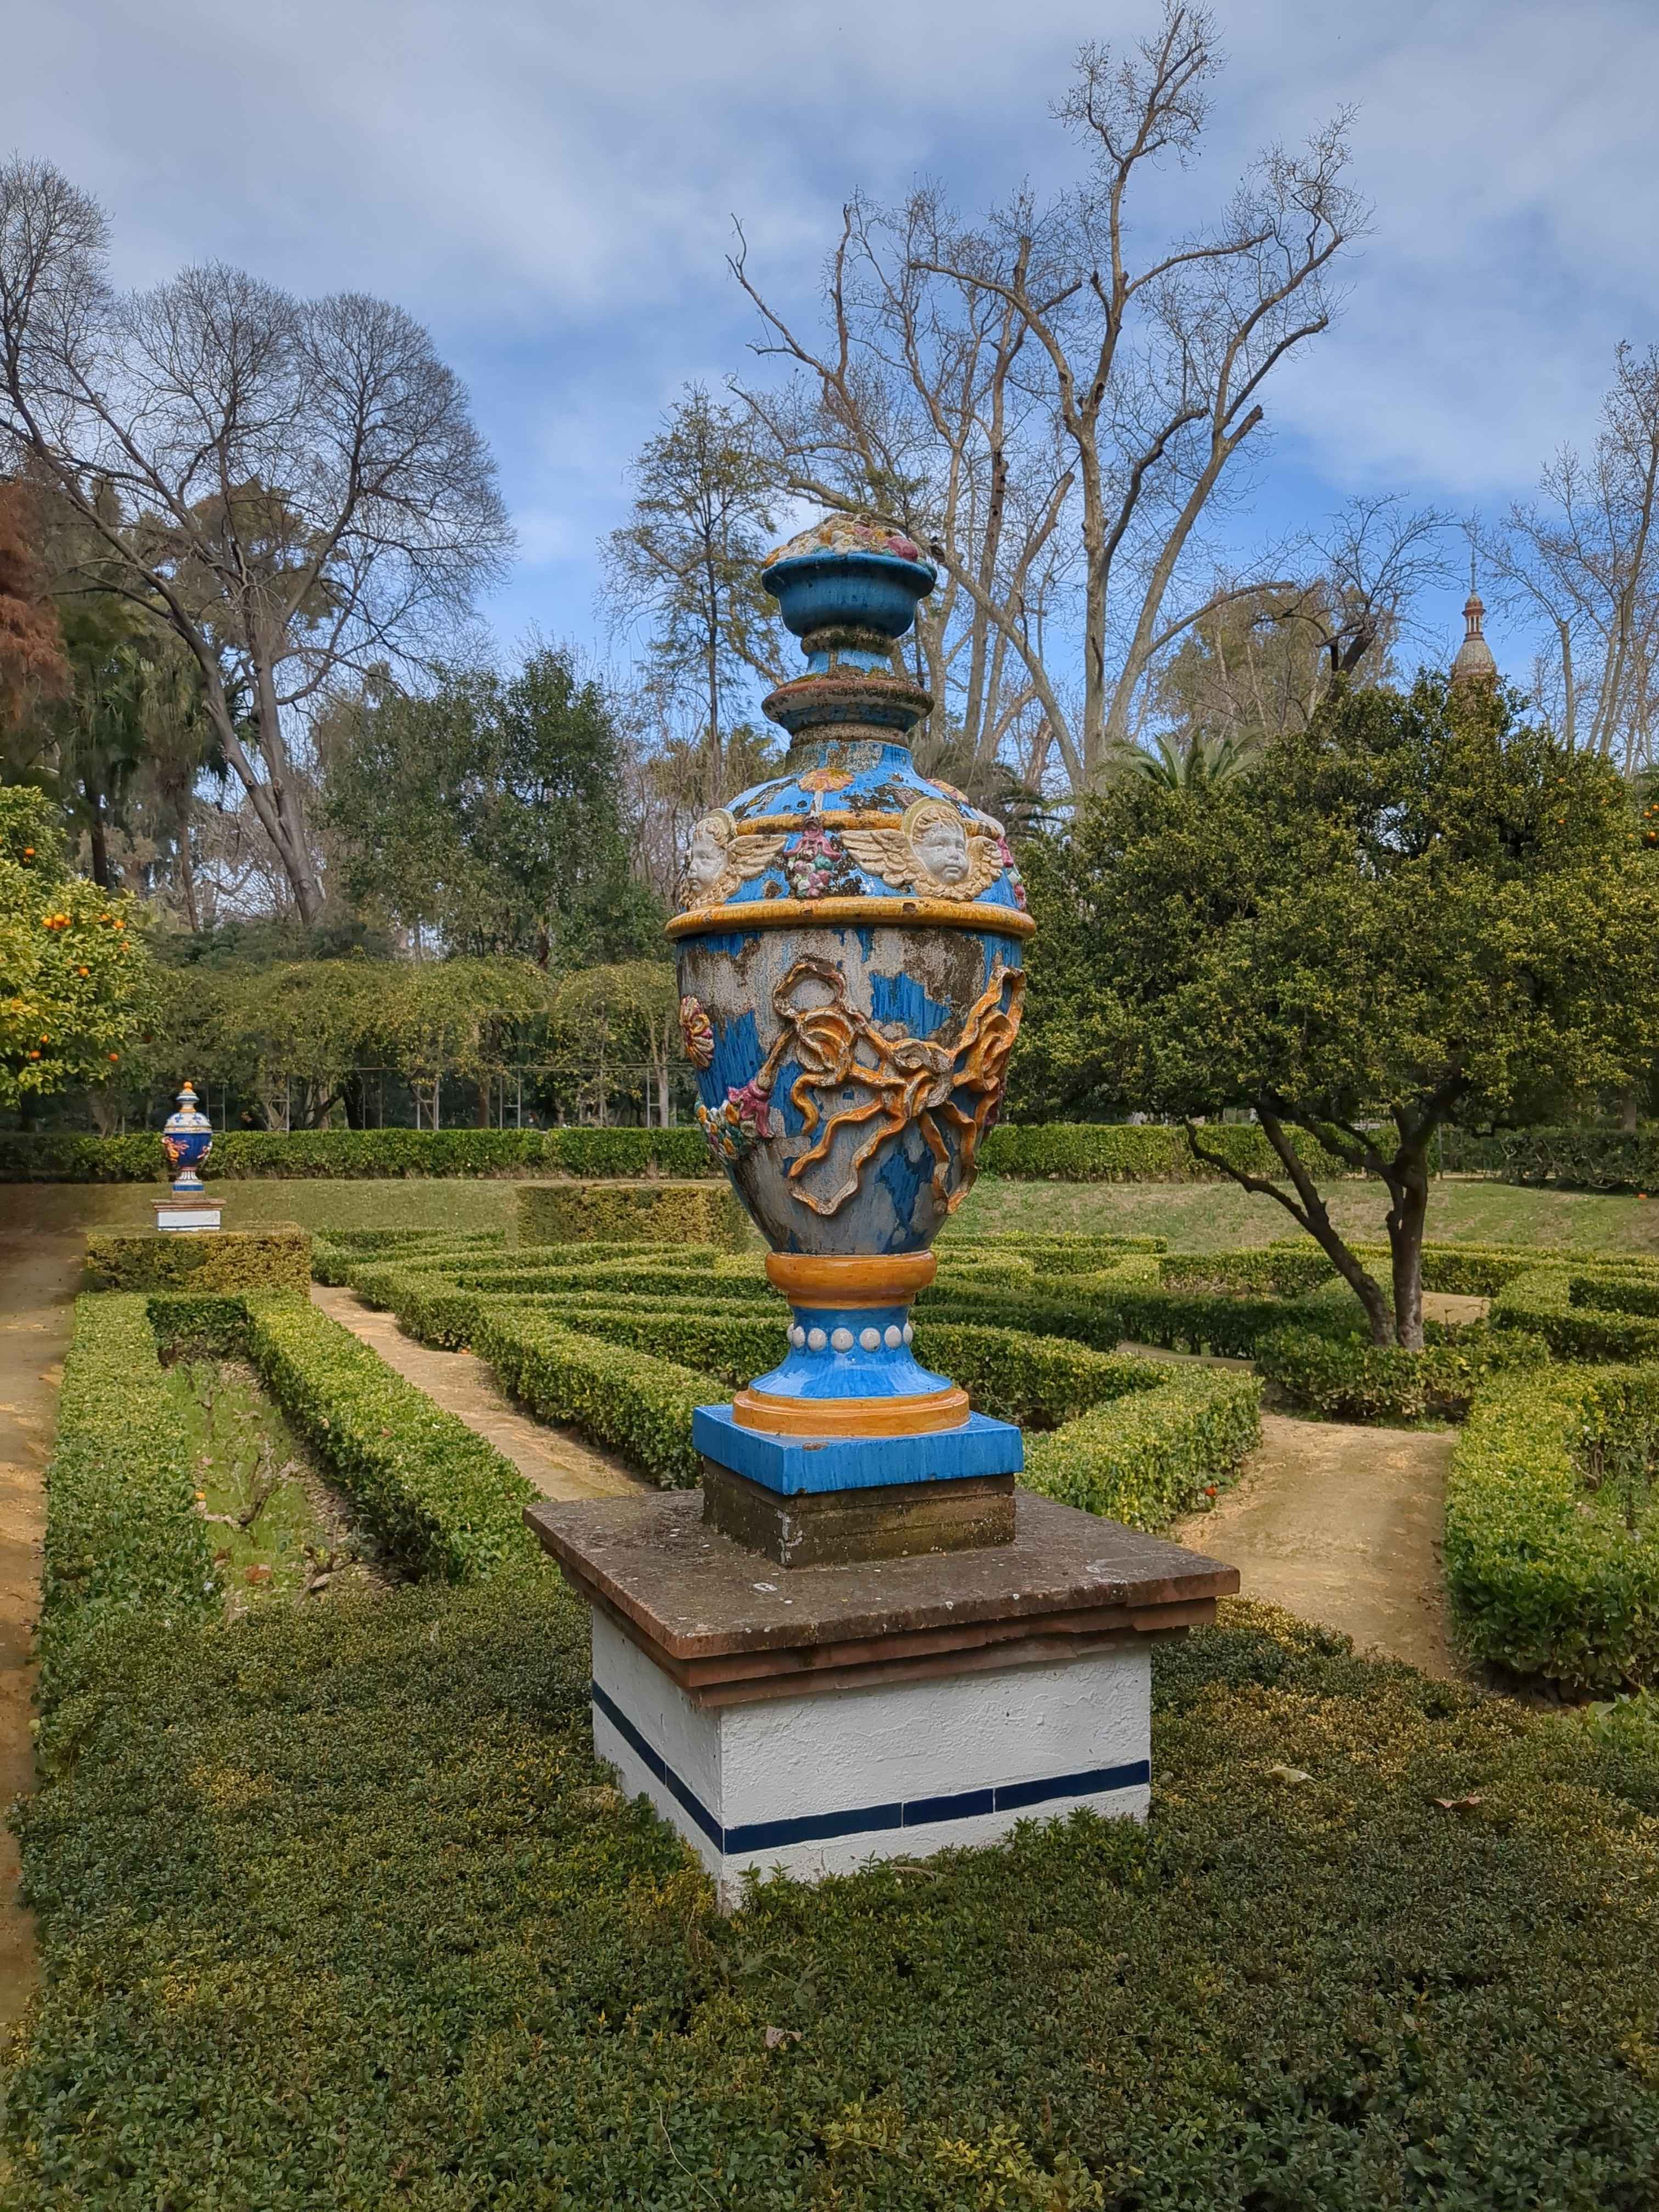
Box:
[975,1121,1350,1181]
[84,1224,312,1294]
[37,1295,217,1727]
[16,1584,1659,2209]
[1495,1125,1659,1192]
[1256,1322,1551,1423]
[517,1178,749,1249]
[1023,1364,1263,1525]
[2,1120,1356,1185]
[0,1126,720,1182]
[1446,1361,1659,1690]
[1492,1268,1659,1362]
[240,1298,541,1579]
[469,1305,719,1489]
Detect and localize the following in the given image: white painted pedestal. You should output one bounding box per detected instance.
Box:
[591,1608,1150,1905]
[529,1488,1234,1911]
[155,1203,222,1233]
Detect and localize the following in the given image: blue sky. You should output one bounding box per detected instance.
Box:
[9,0,1659,692]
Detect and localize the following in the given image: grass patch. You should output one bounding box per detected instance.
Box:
[166,1357,383,1606]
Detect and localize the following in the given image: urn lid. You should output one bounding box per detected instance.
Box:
[167,1081,208,1123]
[761,515,936,663]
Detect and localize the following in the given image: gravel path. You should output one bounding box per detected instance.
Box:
[310,1286,648,1503]
[1175,1412,1458,1678]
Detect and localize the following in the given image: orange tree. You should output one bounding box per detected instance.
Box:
[1019,678,1659,1347]
[0,785,152,1111]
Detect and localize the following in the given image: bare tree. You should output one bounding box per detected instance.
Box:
[732,190,1074,798]
[0,159,512,922]
[1479,342,1659,772]
[729,5,1364,794]
[602,386,783,809]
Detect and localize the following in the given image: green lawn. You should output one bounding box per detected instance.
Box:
[9,1170,1658,1254]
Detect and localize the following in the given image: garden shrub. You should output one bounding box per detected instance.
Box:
[0,1126,724,1182]
[1492,1268,1659,1362]
[919,1274,1350,1360]
[1496,1124,1659,1191]
[15,1583,1659,2208]
[83,1224,312,1294]
[1256,1322,1550,1423]
[516,1178,749,1249]
[1446,1361,1659,1690]
[0,1121,1358,1184]
[1022,1364,1262,1523]
[37,1295,216,1723]
[468,1306,718,1488]
[242,1298,540,1579]
[977,1121,1350,1181]
[1160,1246,1336,1296]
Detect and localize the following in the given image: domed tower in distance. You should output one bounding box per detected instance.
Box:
[1451,556,1499,697]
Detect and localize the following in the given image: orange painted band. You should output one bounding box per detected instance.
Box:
[731,1385,972,1438]
[666,896,1035,941]
[765,1251,936,1306]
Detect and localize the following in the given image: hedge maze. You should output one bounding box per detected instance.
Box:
[24,1216,1659,2207]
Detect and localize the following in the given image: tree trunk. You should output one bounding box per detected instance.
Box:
[1385,1149,1430,1351]
[1621,1090,1640,1133]
[85,789,110,889]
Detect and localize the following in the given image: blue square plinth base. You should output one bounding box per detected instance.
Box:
[693,1405,1024,1497]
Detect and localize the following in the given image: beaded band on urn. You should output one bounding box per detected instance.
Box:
[673,514,1029,1454]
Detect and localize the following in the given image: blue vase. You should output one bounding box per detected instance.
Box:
[161,1082,213,1197]
[672,516,1032,1442]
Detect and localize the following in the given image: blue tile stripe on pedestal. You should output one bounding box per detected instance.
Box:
[591,1679,1150,1855]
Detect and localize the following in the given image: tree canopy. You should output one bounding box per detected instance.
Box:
[322,648,661,966]
[1019,676,1659,1344]
[0,783,151,1112]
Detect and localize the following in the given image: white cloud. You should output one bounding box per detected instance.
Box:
[7,0,1657,658]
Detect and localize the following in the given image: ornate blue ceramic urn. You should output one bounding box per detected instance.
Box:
[161,1081,213,1197]
[672,515,1034,1447]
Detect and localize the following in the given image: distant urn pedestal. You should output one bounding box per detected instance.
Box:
[529,516,1235,1905]
[155,1081,221,1234]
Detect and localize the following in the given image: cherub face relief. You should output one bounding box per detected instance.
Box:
[909,806,970,885]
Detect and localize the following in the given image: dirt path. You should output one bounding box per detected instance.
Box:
[311,1286,646,1503]
[0,1223,81,2023]
[1176,1412,1458,1678]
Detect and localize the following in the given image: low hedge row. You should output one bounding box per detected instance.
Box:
[974,1121,1351,1182]
[919,1274,1350,1361]
[1256,1323,1551,1423]
[4,1120,1359,1186]
[1496,1125,1659,1192]
[1493,1269,1659,1363]
[517,1178,749,1249]
[1023,1364,1263,1525]
[84,1225,312,1294]
[37,1295,216,1728]
[1161,1239,1617,1304]
[239,1299,541,1580]
[469,1306,719,1489]
[1446,1361,1659,1690]
[356,1255,1262,1521]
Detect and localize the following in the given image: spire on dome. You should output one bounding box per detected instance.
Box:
[1451,551,1498,692]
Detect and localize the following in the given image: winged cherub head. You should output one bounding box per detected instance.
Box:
[904,799,972,886]
[684,810,736,901]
